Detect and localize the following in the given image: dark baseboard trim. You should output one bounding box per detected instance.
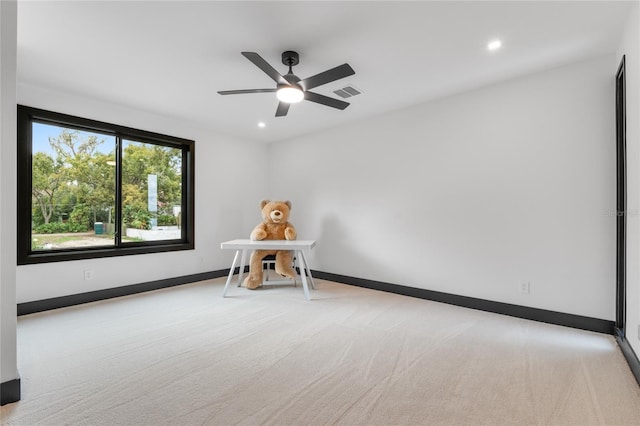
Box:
[1,378,21,406]
[17,267,615,336]
[235,265,251,274]
[616,329,640,386]
[312,270,615,335]
[18,265,253,316]
[17,270,229,316]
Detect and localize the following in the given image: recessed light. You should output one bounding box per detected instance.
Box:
[488,39,502,51]
[257,122,266,128]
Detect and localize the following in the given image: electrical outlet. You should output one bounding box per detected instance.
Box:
[84,270,94,281]
[519,281,530,294]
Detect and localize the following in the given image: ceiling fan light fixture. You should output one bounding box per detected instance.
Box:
[277,86,304,103]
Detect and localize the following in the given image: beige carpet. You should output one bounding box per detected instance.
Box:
[1,277,640,426]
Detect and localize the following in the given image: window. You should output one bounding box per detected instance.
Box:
[17,105,194,264]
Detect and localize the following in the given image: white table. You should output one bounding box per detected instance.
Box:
[220,239,317,300]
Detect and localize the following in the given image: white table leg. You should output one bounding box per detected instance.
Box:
[223,250,240,297]
[236,249,248,287]
[299,250,316,290]
[296,250,311,301]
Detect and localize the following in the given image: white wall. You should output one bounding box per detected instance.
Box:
[16,84,268,303]
[269,55,617,320]
[1,0,19,387]
[618,1,640,356]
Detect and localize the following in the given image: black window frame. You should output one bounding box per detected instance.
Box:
[17,105,195,265]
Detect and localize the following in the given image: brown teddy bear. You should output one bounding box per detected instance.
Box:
[243,199,297,290]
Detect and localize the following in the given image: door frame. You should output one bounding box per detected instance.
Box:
[615,55,626,337]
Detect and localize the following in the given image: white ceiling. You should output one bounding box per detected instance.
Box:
[17,1,633,143]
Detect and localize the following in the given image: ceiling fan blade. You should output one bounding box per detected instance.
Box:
[218,88,277,95]
[304,91,350,110]
[241,52,287,85]
[275,102,290,117]
[299,63,355,91]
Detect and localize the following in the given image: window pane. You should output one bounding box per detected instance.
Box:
[18,105,194,264]
[122,140,182,242]
[31,122,116,251]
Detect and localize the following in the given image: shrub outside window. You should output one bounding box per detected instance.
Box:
[17,105,195,264]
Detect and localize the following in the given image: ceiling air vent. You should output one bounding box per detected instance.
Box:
[333,85,362,99]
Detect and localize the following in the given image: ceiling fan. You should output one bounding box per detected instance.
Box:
[218,51,356,117]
